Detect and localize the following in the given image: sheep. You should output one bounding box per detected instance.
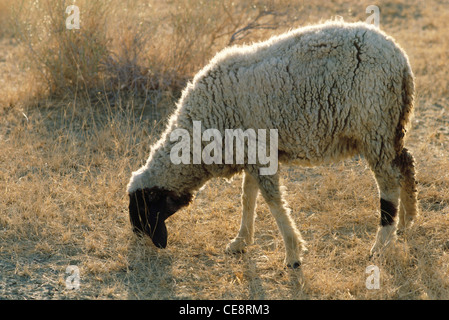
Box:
[127,20,418,268]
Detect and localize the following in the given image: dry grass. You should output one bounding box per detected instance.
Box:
[1,0,449,300]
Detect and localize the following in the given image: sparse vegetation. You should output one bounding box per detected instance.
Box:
[1,0,449,299]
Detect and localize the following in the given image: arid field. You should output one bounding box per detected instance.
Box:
[1,0,449,300]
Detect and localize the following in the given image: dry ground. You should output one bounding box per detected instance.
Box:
[1,0,449,300]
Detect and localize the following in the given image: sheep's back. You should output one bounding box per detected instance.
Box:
[183,21,412,165]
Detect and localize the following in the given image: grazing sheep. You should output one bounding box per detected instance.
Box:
[127,20,418,268]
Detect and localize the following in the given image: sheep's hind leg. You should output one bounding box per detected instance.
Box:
[226,171,259,253]
[369,163,402,257]
[253,172,306,268]
[396,148,419,230]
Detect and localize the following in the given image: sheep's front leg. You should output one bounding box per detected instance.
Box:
[255,172,306,268]
[226,172,259,253]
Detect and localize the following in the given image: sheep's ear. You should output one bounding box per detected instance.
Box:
[128,190,148,236]
[150,192,192,248]
[165,192,193,216]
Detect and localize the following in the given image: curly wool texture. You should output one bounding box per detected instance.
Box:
[128,20,414,196]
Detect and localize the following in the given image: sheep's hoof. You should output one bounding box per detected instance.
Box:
[226,247,246,254]
[225,238,247,254]
[397,218,415,231]
[286,261,301,269]
[369,246,381,260]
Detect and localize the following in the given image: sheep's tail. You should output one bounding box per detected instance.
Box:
[394,67,415,154]
[393,67,418,227]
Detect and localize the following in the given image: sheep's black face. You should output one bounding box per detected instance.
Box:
[128,187,193,248]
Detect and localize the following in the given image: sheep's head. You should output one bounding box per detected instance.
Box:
[128,187,193,248]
